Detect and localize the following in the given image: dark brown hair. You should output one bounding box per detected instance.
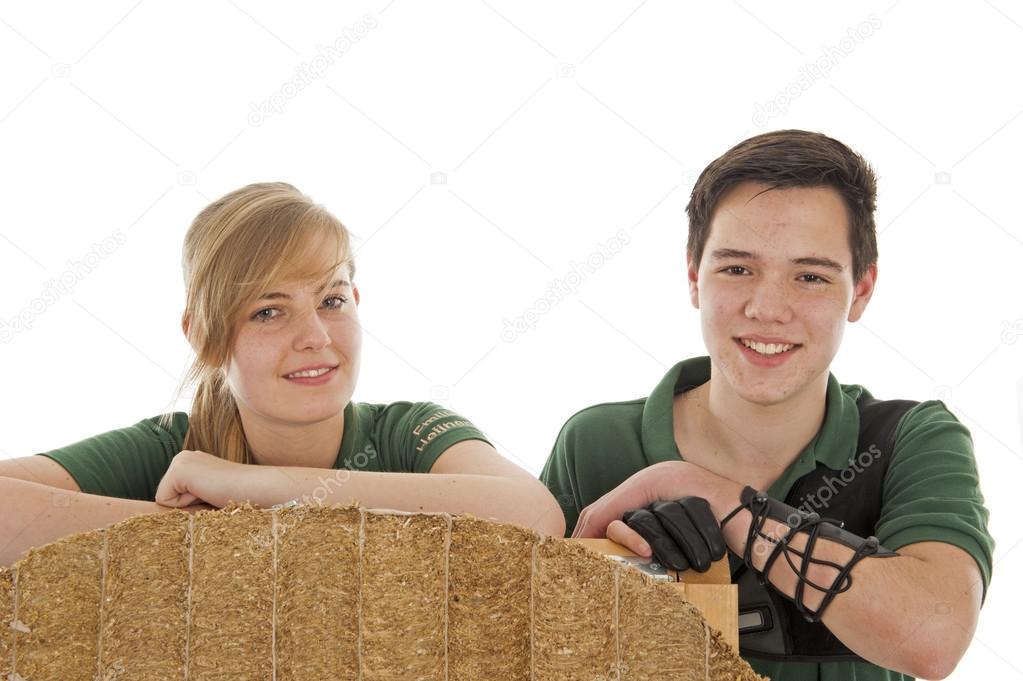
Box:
[685,129,878,282]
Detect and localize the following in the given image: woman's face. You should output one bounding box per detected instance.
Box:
[225,267,361,427]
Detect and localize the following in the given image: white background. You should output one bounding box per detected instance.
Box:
[1,1,1021,677]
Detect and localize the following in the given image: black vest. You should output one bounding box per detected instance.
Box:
[735,396,919,663]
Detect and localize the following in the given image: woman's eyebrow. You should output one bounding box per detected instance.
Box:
[258,279,350,301]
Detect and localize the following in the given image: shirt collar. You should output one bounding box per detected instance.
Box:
[640,356,862,496]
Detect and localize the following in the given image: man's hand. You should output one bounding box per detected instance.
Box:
[622,497,727,572]
[154,450,248,509]
[571,461,711,555]
[572,461,735,567]
[571,465,663,545]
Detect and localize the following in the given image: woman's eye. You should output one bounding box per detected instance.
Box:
[251,295,348,323]
[323,295,348,309]
[252,307,277,322]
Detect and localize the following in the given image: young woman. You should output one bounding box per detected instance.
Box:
[0,182,565,565]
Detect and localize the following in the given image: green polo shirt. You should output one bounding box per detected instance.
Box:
[540,356,993,681]
[37,401,489,502]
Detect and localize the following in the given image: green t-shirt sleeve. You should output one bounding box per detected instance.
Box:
[540,401,647,539]
[539,421,581,539]
[536,413,585,535]
[34,413,187,501]
[375,402,490,474]
[875,400,995,597]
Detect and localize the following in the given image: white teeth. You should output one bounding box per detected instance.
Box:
[287,367,332,378]
[740,339,795,355]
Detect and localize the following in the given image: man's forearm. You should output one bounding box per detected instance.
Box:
[674,466,980,679]
[1,477,167,566]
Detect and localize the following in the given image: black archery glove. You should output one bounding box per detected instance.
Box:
[622,496,727,573]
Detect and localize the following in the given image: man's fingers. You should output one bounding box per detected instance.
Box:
[650,500,713,572]
[679,496,727,560]
[622,509,692,571]
[650,501,709,571]
[605,519,652,557]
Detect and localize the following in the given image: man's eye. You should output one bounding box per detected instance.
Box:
[799,274,828,285]
[722,266,748,275]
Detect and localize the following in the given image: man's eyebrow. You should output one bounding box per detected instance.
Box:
[258,278,350,301]
[792,256,845,273]
[709,248,755,261]
[709,249,845,273]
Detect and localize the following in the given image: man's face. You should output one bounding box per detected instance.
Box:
[225,268,362,427]
[688,181,876,407]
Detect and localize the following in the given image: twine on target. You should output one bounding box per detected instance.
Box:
[357,507,365,681]
[10,565,19,677]
[270,509,279,681]
[613,567,621,680]
[184,513,195,679]
[95,530,108,679]
[443,513,452,681]
[703,619,711,681]
[529,541,537,681]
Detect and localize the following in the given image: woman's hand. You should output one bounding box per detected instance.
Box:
[154,450,247,509]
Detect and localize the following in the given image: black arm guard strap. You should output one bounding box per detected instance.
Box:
[722,486,897,623]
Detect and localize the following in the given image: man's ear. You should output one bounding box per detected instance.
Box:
[686,251,700,309]
[847,264,877,323]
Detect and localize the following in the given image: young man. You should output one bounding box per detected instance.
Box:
[541,130,993,680]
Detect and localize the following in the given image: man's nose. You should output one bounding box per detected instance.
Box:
[744,278,793,324]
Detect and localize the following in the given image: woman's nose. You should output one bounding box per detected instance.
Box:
[293,310,332,349]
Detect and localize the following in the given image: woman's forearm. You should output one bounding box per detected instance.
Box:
[0,477,172,566]
[243,465,567,536]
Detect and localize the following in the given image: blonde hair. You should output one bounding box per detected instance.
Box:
[161,182,354,464]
